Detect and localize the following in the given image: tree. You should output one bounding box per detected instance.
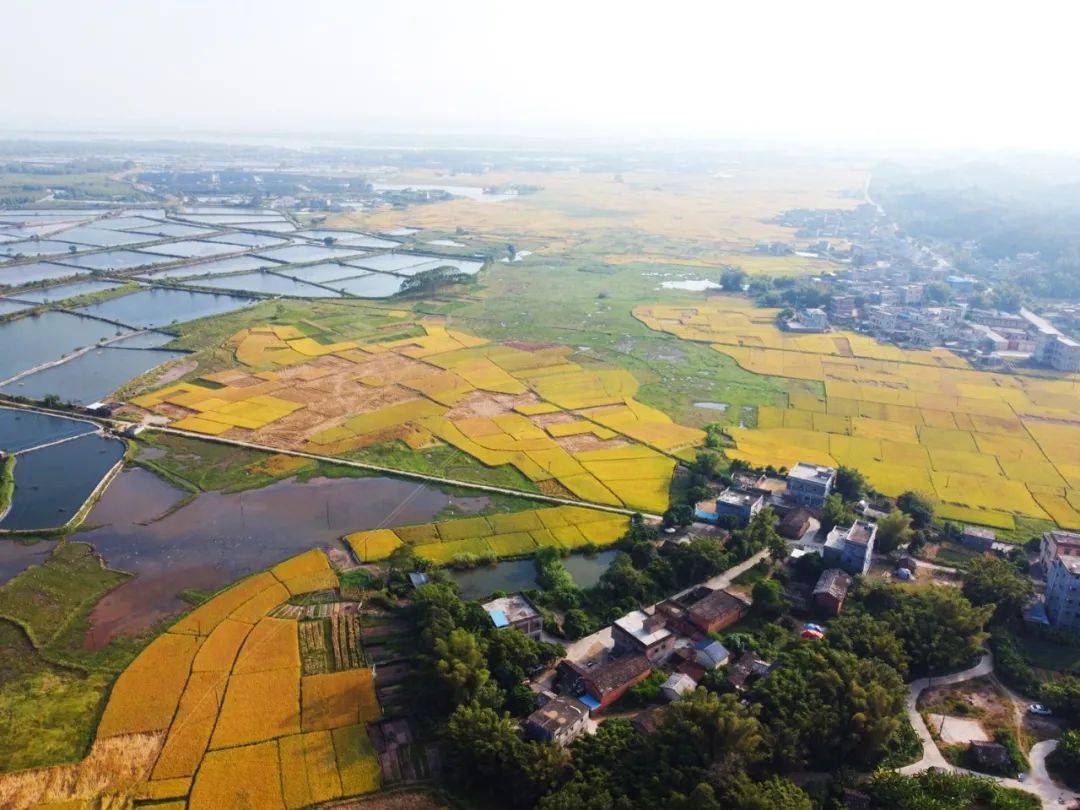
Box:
[751,644,906,770]
[859,583,992,676]
[820,493,854,532]
[751,577,783,619]
[826,611,909,677]
[723,775,812,810]
[962,556,1034,623]
[720,268,747,291]
[1047,728,1080,789]
[664,504,694,528]
[433,627,491,705]
[445,702,566,807]
[1040,675,1080,725]
[486,627,563,689]
[875,509,913,554]
[897,491,934,528]
[834,465,867,502]
[689,450,721,479]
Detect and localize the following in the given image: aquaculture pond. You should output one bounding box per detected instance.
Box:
[1,346,187,404]
[328,273,406,298]
[0,406,97,453]
[448,550,618,600]
[139,253,272,279]
[0,311,130,382]
[0,433,125,532]
[12,279,125,304]
[193,271,341,297]
[0,261,91,286]
[77,469,489,644]
[73,287,252,329]
[58,249,177,271]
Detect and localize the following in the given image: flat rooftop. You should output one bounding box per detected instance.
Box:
[788,462,836,484]
[614,610,671,647]
[482,593,540,627]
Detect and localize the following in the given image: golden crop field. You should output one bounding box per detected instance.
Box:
[635,298,1080,531]
[345,504,630,564]
[325,166,864,258]
[23,548,384,808]
[128,318,708,513]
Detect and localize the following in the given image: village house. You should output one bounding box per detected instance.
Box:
[1040,530,1080,576]
[687,588,749,634]
[727,650,772,690]
[778,507,812,540]
[660,673,697,702]
[694,487,764,526]
[611,609,676,664]
[786,462,836,509]
[524,696,590,746]
[691,638,730,669]
[824,520,877,575]
[482,593,543,639]
[1045,555,1080,631]
[812,568,852,616]
[960,525,996,552]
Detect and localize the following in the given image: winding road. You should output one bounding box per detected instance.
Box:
[899,651,1078,808]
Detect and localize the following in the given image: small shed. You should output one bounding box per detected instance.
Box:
[692,639,730,670]
[969,740,1010,772]
[660,672,697,702]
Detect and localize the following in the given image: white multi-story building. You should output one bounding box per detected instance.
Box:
[787,462,836,509]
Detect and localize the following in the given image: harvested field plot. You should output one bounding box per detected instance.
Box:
[128,318,705,512]
[346,504,629,564]
[636,297,1080,529]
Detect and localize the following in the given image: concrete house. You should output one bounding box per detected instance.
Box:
[1040,530,1080,576]
[960,525,995,552]
[1045,555,1080,631]
[823,520,877,576]
[524,696,589,746]
[482,593,543,639]
[695,487,764,526]
[612,610,675,664]
[787,462,837,509]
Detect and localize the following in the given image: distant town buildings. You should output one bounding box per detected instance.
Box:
[787,463,837,509]
[823,520,877,576]
[482,593,543,639]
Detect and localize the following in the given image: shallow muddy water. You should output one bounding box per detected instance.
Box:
[78,469,488,645]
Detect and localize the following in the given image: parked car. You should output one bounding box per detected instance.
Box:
[1028,703,1052,716]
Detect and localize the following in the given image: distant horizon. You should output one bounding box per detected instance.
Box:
[4,1,1079,153]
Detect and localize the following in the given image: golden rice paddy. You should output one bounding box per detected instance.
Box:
[129,319,707,513]
[345,504,630,563]
[635,297,1080,530]
[87,548,382,807]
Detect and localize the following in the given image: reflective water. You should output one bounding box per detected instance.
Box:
[78,470,488,644]
[74,287,252,329]
[0,311,129,381]
[1,346,186,404]
[0,434,125,531]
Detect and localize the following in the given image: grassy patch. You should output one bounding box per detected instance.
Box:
[0,542,161,771]
[343,440,541,494]
[0,454,13,515]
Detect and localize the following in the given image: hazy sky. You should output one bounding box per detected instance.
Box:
[2,0,1077,150]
